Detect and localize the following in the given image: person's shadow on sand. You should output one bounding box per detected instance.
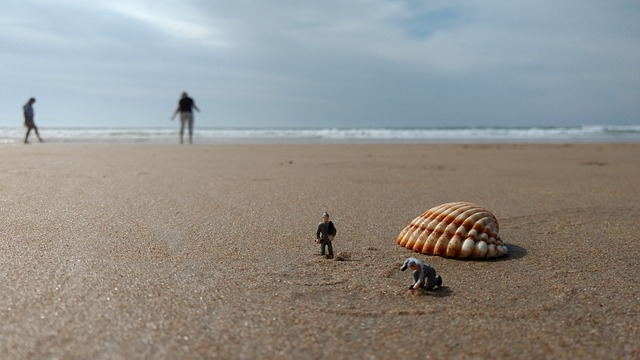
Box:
[420,286,453,298]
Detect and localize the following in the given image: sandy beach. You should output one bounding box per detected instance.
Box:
[0,143,638,359]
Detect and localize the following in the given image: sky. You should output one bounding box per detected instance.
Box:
[1,0,639,128]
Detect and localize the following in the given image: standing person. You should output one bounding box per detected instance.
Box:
[23,97,43,144]
[315,211,337,259]
[171,91,200,144]
[400,257,443,294]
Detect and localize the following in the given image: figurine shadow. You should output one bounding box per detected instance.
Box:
[422,286,453,298]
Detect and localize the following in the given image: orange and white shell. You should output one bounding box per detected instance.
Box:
[397,202,508,258]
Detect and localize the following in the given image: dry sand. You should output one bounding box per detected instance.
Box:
[0,143,638,359]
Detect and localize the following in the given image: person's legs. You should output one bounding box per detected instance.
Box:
[33,127,43,142]
[179,115,186,144]
[187,116,194,144]
[320,241,326,256]
[24,128,32,143]
[24,116,35,143]
[424,269,442,290]
[326,241,333,258]
[180,112,193,144]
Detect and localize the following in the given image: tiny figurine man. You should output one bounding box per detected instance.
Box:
[401,257,443,293]
[315,211,337,259]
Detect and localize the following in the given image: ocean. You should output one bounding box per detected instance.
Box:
[1,125,639,144]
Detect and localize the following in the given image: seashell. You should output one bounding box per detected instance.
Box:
[397,202,508,259]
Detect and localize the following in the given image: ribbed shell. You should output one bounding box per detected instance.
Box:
[397,202,508,258]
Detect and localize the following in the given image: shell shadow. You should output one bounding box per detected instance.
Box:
[445,242,527,262]
[402,242,527,262]
[497,243,527,261]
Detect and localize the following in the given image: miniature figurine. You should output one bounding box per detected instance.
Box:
[401,257,443,293]
[315,211,337,259]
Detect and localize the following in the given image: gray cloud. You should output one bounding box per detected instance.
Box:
[1,0,638,127]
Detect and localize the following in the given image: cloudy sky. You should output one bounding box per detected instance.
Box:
[1,0,639,128]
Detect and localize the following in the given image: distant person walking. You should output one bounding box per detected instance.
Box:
[23,97,43,144]
[172,91,200,144]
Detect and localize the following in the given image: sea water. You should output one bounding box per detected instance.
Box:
[1,125,639,144]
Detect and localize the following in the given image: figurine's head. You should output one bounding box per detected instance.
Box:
[322,211,330,222]
[400,258,417,271]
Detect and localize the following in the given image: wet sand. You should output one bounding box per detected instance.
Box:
[0,143,638,359]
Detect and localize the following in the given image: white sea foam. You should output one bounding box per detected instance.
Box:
[1,125,639,144]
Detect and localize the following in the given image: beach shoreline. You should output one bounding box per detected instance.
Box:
[0,143,638,359]
[2,125,640,144]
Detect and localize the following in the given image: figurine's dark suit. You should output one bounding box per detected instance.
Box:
[316,221,337,258]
